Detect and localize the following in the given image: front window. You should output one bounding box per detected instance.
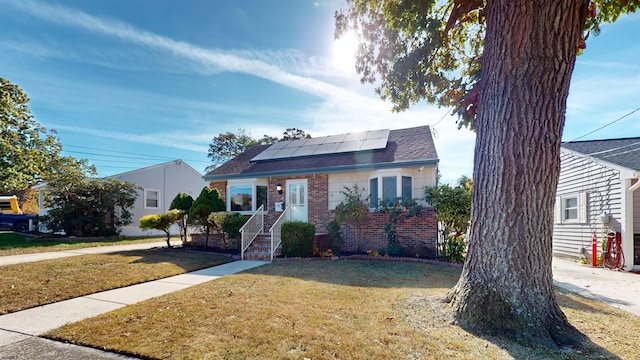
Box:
[256,185,268,210]
[144,189,160,209]
[227,180,268,213]
[230,186,252,211]
[369,178,378,208]
[369,173,412,208]
[382,176,397,206]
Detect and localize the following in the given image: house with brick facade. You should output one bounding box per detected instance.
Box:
[203,125,439,260]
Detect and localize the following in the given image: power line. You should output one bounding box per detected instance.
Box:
[62,144,211,164]
[569,107,640,142]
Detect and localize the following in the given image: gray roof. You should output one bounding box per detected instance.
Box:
[205,125,439,180]
[562,137,640,171]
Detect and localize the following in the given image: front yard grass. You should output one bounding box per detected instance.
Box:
[0,232,174,256]
[46,260,640,359]
[0,248,230,314]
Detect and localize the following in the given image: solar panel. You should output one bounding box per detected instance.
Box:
[343,131,367,142]
[251,129,390,162]
[293,144,320,157]
[336,141,362,153]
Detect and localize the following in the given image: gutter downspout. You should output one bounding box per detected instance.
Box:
[623,175,640,271]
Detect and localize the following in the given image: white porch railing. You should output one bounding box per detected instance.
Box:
[239,204,264,260]
[269,205,292,261]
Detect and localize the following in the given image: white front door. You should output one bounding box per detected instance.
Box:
[287,179,308,222]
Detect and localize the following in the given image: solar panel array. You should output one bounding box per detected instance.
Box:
[251,129,390,162]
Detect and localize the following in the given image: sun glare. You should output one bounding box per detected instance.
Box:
[332,31,359,72]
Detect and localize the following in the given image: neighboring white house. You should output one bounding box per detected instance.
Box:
[108,160,208,237]
[553,138,640,271]
[35,160,207,237]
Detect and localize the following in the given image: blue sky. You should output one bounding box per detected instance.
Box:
[1,0,638,185]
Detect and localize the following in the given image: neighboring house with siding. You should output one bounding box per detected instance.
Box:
[553,138,640,270]
[108,160,208,237]
[204,125,439,257]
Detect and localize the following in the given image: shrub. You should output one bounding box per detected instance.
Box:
[222,213,247,240]
[207,212,247,250]
[441,234,467,263]
[325,219,344,255]
[281,221,315,258]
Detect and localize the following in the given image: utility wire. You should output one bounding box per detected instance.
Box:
[569,107,640,142]
[63,144,211,164]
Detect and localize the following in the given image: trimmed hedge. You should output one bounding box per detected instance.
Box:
[281,221,315,258]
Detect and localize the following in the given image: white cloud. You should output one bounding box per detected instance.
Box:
[50,124,210,153]
[4,0,476,183]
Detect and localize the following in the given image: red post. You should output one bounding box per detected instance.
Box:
[592,230,598,267]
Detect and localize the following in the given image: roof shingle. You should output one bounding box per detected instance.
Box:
[562,137,640,171]
[205,125,438,180]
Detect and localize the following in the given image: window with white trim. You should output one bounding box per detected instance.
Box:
[556,192,588,224]
[369,172,413,208]
[564,197,578,220]
[227,180,267,213]
[144,189,160,209]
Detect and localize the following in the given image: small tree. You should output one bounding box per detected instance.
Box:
[424,177,472,261]
[139,209,182,247]
[334,185,368,253]
[189,187,225,248]
[169,192,194,245]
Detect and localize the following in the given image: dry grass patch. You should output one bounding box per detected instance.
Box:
[46,260,640,359]
[0,232,172,256]
[0,248,230,314]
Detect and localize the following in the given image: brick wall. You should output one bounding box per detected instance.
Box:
[338,209,437,254]
[207,175,438,254]
[209,181,227,202]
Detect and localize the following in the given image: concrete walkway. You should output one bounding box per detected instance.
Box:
[552,257,640,316]
[0,252,267,359]
[0,241,174,266]
[0,244,638,359]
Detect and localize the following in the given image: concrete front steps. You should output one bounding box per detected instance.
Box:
[243,233,281,261]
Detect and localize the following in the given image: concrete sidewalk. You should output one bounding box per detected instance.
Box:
[0,241,174,266]
[0,260,267,359]
[552,257,640,316]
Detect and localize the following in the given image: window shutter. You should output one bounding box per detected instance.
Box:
[578,192,588,224]
[554,196,561,224]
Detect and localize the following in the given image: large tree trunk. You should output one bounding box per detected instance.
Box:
[446,0,589,346]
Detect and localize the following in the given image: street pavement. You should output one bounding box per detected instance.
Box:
[0,244,638,359]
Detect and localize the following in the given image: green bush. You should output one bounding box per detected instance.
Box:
[325,219,343,255]
[207,212,247,250]
[441,234,467,263]
[281,221,315,258]
[222,213,247,240]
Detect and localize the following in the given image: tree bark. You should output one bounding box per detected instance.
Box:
[446,0,589,346]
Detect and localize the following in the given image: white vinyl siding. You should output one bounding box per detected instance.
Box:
[553,150,623,259]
